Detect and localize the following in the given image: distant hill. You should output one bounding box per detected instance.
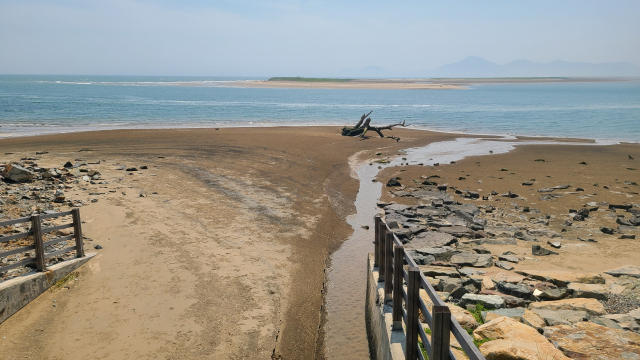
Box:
[427,56,640,78]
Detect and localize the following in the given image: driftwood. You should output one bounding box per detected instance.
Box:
[341,111,406,139]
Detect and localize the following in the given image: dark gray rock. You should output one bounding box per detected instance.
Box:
[386,178,401,187]
[619,234,636,239]
[1,164,35,183]
[499,254,519,263]
[407,250,436,265]
[496,281,533,299]
[406,231,457,249]
[459,294,505,309]
[532,245,558,256]
[441,226,481,238]
[415,247,455,262]
[514,231,537,242]
[495,261,514,271]
[450,253,493,268]
[590,317,623,330]
[537,287,569,300]
[600,227,615,235]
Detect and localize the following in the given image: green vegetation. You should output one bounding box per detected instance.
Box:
[418,340,430,360]
[473,337,494,348]
[268,77,353,82]
[472,302,486,325]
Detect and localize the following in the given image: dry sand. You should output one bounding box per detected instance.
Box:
[0,127,457,360]
[378,141,640,274]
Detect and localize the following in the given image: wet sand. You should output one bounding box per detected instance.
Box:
[0,127,457,360]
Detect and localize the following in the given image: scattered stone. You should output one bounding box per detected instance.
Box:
[1,164,36,183]
[495,261,514,271]
[515,270,605,287]
[547,241,562,248]
[386,178,401,187]
[532,245,558,256]
[94,245,103,250]
[537,287,569,301]
[514,231,537,242]
[450,253,493,268]
[460,294,505,309]
[600,226,615,235]
[602,313,640,332]
[417,265,460,278]
[498,253,519,263]
[529,298,606,316]
[496,281,532,300]
[567,283,609,301]
[405,231,457,249]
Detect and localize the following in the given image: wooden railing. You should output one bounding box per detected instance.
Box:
[0,208,84,273]
[374,215,486,360]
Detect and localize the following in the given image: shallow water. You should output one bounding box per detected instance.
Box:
[322,136,605,359]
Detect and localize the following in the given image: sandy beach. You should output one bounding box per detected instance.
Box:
[0,127,457,360]
[1,127,639,359]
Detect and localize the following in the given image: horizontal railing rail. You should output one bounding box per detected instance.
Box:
[374,214,485,360]
[0,208,84,274]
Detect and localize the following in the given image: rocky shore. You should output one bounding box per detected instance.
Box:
[379,166,640,358]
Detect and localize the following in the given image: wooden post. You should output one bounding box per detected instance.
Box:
[384,231,393,302]
[374,215,381,267]
[378,222,386,281]
[72,208,84,258]
[31,215,46,271]
[406,266,420,360]
[392,244,404,330]
[431,306,452,360]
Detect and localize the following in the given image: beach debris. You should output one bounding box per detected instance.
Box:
[386,178,401,187]
[341,111,406,138]
[1,163,35,183]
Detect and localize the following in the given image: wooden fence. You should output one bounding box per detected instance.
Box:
[0,208,84,273]
[374,215,486,360]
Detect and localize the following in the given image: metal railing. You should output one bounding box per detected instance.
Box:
[374,215,485,360]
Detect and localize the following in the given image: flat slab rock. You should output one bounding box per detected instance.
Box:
[604,265,640,278]
[417,265,460,278]
[450,253,493,268]
[515,270,605,287]
[474,317,570,360]
[543,321,640,360]
[405,231,456,249]
[529,298,606,316]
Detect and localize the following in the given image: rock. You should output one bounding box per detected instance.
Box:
[529,298,606,316]
[537,287,569,300]
[602,314,640,332]
[390,228,412,241]
[440,225,481,238]
[620,234,636,239]
[577,207,591,217]
[482,276,495,291]
[406,231,457,249]
[591,316,623,329]
[567,283,609,300]
[450,253,493,268]
[543,321,640,359]
[417,265,460,278]
[547,241,561,248]
[531,309,572,326]
[604,265,640,278]
[532,245,558,256]
[481,307,525,323]
[94,244,103,249]
[472,238,518,245]
[600,226,615,235]
[407,251,435,265]
[471,245,491,254]
[480,290,527,308]
[495,261,514,271]
[414,247,455,262]
[126,167,138,172]
[1,164,35,183]
[440,277,463,293]
[496,281,533,300]
[419,289,479,330]
[460,294,505,309]
[386,178,401,187]
[629,308,640,322]
[609,204,633,210]
[522,309,547,329]
[499,254,519,263]
[516,270,605,287]
[474,317,569,360]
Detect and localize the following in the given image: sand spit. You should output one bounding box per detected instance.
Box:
[0,127,457,360]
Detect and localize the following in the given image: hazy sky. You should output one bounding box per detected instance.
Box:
[1,0,639,76]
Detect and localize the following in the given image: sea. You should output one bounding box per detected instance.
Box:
[1,75,639,142]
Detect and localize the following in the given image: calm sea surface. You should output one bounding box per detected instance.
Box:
[0,75,639,141]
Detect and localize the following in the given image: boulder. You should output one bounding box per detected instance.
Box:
[417,265,460,278]
[480,290,527,308]
[481,307,525,323]
[604,265,640,278]
[496,281,533,300]
[543,321,640,359]
[450,253,493,268]
[515,270,605,287]
[406,231,457,249]
[474,317,569,360]
[602,314,640,332]
[459,294,505,309]
[522,308,547,329]
[419,289,479,330]
[567,283,609,300]
[481,276,496,291]
[414,247,455,262]
[529,298,606,316]
[537,287,569,300]
[1,164,35,183]
[406,250,435,265]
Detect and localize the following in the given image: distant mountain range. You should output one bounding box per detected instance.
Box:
[338,57,640,78]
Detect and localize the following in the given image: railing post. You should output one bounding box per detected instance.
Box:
[431,306,452,360]
[72,208,84,258]
[374,215,381,267]
[393,244,404,330]
[31,214,46,271]
[378,221,386,281]
[384,231,393,302]
[406,266,420,360]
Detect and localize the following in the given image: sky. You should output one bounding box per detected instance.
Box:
[0,0,639,76]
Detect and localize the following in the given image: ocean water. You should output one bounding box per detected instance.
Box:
[0,75,639,141]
